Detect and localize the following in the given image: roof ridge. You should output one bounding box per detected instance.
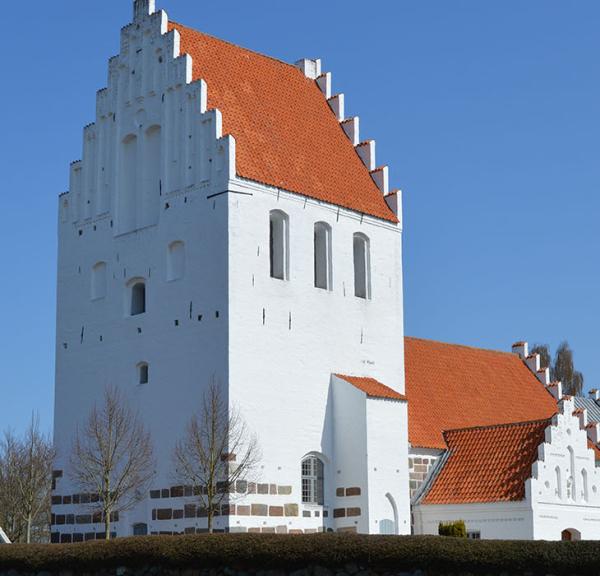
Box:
[170,20,297,70]
[405,336,515,357]
[443,417,553,438]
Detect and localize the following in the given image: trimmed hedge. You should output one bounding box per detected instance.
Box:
[438,520,467,538]
[0,533,598,575]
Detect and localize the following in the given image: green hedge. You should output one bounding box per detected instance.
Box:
[0,533,598,575]
[438,520,467,538]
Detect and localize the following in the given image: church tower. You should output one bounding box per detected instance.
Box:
[52,0,409,540]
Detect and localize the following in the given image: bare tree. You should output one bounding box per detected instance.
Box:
[16,416,55,543]
[531,344,551,373]
[531,341,584,397]
[0,417,54,544]
[0,431,24,543]
[553,341,584,397]
[70,387,155,540]
[173,381,260,533]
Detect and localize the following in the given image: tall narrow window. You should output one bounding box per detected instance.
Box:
[353,233,371,299]
[131,281,146,316]
[270,210,289,280]
[556,466,562,499]
[91,262,107,300]
[314,222,332,290]
[301,455,324,505]
[137,362,149,385]
[141,125,161,228]
[167,241,185,281]
[568,446,576,501]
[118,134,138,234]
[582,469,589,502]
[61,198,69,223]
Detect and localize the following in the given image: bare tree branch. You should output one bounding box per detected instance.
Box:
[0,417,54,543]
[532,341,585,397]
[69,387,155,540]
[172,380,261,532]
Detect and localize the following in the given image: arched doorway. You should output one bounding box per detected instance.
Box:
[379,493,399,535]
[561,528,581,541]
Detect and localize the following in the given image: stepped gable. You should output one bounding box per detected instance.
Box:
[405,337,558,450]
[169,21,397,222]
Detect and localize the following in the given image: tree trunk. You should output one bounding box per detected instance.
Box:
[26,512,32,544]
[207,505,213,534]
[105,511,111,540]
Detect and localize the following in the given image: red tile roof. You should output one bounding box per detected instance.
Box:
[421,419,550,504]
[405,337,558,450]
[336,375,406,401]
[170,22,396,223]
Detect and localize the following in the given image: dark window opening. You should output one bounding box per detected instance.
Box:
[131,282,146,316]
[138,363,149,385]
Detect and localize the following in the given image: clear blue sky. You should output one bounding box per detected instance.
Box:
[1,1,598,435]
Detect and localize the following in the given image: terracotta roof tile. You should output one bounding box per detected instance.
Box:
[422,419,550,505]
[405,337,558,450]
[335,375,406,401]
[170,22,396,223]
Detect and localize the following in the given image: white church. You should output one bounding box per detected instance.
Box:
[51,0,600,542]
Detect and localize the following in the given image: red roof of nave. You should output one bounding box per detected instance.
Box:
[405,337,558,450]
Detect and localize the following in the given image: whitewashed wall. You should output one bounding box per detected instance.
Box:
[53,0,408,539]
[331,377,371,533]
[529,398,600,540]
[414,501,534,540]
[366,397,410,534]
[227,176,406,533]
[414,398,600,540]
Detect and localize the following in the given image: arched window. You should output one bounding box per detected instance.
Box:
[137,362,149,385]
[314,222,332,290]
[91,262,107,300]
[132,523,148,536]
[301,455,324,505]
[130,280,146,316]
[353,233,371,299]
[568,446,576,501]
[167,241,185,281]
[561,528,581,541]
[556,466,562,499]
[270,210,289,280]
[582,469,589,502]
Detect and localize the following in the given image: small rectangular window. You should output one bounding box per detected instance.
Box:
[138,363,149,385]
